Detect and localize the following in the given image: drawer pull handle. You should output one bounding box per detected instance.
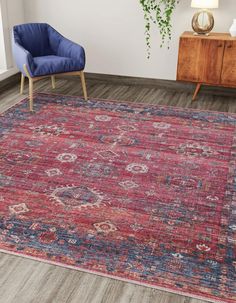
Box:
[227,44,232,48]
[218,44,223,47]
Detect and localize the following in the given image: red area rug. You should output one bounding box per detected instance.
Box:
[0,93,236,303]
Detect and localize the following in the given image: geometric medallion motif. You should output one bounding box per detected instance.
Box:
[31,124,66,136]
[100,135,136,146]
[56,153,77,163]
[177,142,215,157]
[9,203,29,215]
[50,185,103,210]
[126,163,149,174]
[93,221,117,234]
[3,151,33,164]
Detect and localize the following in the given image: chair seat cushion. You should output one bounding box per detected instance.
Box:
[33,55,83,77]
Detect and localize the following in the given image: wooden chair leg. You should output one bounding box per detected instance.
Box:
[80,71,88,101]
[51,75,56,89]
[192,83,201,101]
[23,64,34,111]
[29,78,34,112]
[20,73,25,94]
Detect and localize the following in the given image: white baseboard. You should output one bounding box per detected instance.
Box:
[0,67,18,81]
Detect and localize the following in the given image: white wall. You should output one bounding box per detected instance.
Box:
[21,0,236,80]
[6,0,25,68]
[0,0,25,80]
[0,2,6,70]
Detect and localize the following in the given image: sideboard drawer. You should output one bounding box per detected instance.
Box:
[177,31,236,100]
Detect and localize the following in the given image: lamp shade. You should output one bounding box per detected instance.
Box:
[191,0,219,8]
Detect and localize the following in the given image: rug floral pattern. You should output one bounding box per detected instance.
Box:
[0,93,236,303]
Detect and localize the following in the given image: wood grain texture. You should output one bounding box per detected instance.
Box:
[20,74,25,95]
[0,76,236,303]
[181,31,235,41]
[177,34,225,84]
[221,40,236,86]
[200,39,225,85]
[177,37,202,82]
[192,83,202,101]
[177,31,236,100]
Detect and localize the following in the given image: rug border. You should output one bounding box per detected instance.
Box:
[0,96,28,115]
[36,92,236,117]
[0,92,234,303]
[0,249,231,303]
[2,92,235,118]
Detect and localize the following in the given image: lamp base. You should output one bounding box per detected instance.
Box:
[192,9,214,35]
[193,32,210,36]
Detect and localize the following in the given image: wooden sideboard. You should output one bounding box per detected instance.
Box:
[177,31,236,100]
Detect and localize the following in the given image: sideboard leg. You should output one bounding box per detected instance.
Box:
[192,83,201,101]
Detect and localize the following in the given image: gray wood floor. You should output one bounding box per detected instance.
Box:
[0,75,235,303]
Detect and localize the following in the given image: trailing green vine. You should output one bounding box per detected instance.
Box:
[139,0,180,58]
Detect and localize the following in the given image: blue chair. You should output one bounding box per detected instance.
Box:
[12,23,88,111]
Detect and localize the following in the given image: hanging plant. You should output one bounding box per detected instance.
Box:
[139,0,180,58]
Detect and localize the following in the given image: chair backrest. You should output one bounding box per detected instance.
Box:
[13,23,54,57]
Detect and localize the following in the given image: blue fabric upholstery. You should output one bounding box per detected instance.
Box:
[12,23,86,77]
[33,55,81,76]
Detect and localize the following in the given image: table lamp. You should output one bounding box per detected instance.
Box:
[191,0,219,35]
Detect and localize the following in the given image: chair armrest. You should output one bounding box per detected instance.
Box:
[57,37,86,69]
[12,37,35,77]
